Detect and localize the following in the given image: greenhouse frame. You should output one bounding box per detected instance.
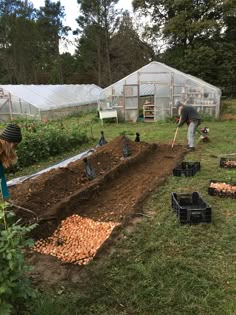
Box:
[0,84,102,120]
[98,62,222,122]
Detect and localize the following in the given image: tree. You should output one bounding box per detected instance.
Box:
[36,0,70,83]
[110,11,155,82]
[57,53,81,84]
[217,1,236,94]
[133,0,224,48]
[76,0,120,86]
[133,0,236,87]
[36,0,69,58]
[0,0,38,83]
[0,0,70,84]
[75,24,105,84]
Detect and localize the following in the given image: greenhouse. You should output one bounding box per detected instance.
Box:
[98,62,222,122]
[0,84,102,120]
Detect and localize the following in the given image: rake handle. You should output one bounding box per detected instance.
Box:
[171,127,179,149]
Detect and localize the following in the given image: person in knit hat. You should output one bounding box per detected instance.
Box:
[0,123,22,200]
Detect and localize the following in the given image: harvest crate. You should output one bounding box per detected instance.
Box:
[220,157,236,168]
[208,180,236,198]
[173,162,200,177]
[171,191,211,224]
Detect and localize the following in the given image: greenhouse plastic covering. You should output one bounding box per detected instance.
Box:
[98,61,222,119]
[0,84,102,111]
[99,62,221,100]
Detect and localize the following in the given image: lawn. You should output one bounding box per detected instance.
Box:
[16,108,236,315]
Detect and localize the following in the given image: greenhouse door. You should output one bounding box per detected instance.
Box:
[154,83,171,120]
[123,84,139,122]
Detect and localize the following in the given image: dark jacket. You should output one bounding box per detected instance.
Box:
[178,105,201,127]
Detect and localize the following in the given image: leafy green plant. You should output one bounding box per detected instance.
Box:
[200,112,216,122]
[0,203,36,314]
[6,119,91,170]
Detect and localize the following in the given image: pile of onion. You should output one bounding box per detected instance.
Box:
[224,160,236,167]
[210,182,236,193]
[33,214,119,265]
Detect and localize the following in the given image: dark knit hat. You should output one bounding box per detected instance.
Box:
[0,124,22,143]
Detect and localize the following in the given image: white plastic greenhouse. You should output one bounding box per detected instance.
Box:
[0,84,102,120]
[98,62,222,122]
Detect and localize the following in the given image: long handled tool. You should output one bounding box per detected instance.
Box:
[6,201,39,222]
[171,127,179,150]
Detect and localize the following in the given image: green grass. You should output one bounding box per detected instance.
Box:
[16,110,236,315]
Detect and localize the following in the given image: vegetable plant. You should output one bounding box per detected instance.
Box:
[0,203,36,314]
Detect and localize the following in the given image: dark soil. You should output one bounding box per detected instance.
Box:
[9,136,186,286]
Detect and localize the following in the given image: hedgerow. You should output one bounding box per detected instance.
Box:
[1,118,92,169]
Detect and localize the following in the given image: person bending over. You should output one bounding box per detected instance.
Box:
[176,100,201,151]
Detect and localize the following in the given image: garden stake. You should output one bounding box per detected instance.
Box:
[98,131,107,146]
[83,157,96,179]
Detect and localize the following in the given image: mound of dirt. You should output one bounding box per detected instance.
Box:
[10,136,149,220]
[9,136,186,286]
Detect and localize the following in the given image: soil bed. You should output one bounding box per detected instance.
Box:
[10,136,185,286]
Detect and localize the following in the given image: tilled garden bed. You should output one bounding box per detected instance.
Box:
[10,136,185,286]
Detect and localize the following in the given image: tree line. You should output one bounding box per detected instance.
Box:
[0,0,235,94]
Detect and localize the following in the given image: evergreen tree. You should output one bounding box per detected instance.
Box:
[36,0,70,83]
[76,0,120,87]
[0,0,38,83]
[0,0,70,84]
[110,11,155,82]
[75,23,105,84]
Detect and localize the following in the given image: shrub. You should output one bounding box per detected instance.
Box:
[7,119,91,169]
[0,203,36,314]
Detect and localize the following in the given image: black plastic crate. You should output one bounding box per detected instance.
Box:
[173,162,201,177]
[208,180,236,199]
[171,191,211,224]
[220,157,236,168]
